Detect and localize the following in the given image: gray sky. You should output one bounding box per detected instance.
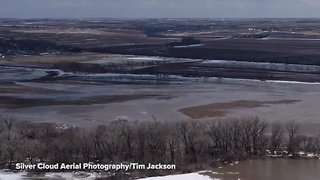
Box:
[0,0,319,18]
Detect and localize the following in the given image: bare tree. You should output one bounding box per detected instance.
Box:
[178,121,204,164]
[23,139,44,164]
[2,137,20,169]
[145,120,168,163]
[270,122,285,153]
[166,122,181,164]
[2,117,16,140]
[286,121,301,155]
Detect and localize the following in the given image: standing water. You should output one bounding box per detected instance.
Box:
[213,159,320,180]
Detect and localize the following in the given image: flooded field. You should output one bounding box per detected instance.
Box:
[0,66,48,82]
[212,159,320,180]
[1,55,320,133]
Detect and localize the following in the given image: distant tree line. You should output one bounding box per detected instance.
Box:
[0,38,81,56]
[0,116,319,171]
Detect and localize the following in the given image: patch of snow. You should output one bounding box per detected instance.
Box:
[138,173,219,180]
[260,37,320,41]
[307,153,316,158]
[265,80,320,85]
[0,171,106,180]
[174,44,203,48]
[128,57,164,61]
[201,59,320,73]
[0,171,27,180]
[40,53,50,56]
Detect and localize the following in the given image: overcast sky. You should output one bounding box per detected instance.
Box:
[0,0,319,18]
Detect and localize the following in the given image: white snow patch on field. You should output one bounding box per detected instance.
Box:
[128,57,164,61]
[0,172,25,180]
[138,172,219,180]
[0,171,105,180]
[174,44,203,48]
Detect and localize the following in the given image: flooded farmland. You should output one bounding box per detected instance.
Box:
[1,56,320,134]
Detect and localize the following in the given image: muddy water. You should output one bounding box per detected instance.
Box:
[213,159,320,180]
[2,65,320,131]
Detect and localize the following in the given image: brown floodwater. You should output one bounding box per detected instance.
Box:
[212,159,320,180]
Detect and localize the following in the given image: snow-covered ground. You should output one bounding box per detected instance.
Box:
[174,44,203,48]
[0,171,106,180]
[0,171,220,180]
[0,172,23,180]
[201,59,320,73]
[138,172,219,180]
